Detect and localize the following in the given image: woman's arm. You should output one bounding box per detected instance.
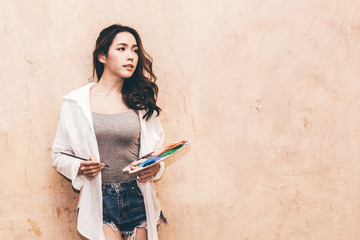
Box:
[151,116,165,181]
[135,114,165,182]
[51,105,85,190]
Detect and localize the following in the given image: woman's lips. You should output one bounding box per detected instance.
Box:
[123,64,134,70]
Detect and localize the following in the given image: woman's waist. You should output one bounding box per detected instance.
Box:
[101,178,138,194]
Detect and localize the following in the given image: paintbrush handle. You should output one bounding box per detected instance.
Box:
[138,151,154,160]
[60,152,109,167]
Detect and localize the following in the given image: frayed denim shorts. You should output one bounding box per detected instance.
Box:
[102,179,147,236]
[102,179,167,237]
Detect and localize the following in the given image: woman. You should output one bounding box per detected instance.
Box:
[51,24,166,240]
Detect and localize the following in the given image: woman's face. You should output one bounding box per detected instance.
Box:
[102,31,139,79]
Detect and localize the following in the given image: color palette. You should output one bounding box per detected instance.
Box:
[124,139,190,174]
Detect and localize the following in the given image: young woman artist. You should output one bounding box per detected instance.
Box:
[51,24,166,240]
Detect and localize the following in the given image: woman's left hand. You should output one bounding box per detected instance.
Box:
[128,161,160,183]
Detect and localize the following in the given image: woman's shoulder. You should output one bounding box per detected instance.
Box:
[63,82,96,101]
[138,110,161,122]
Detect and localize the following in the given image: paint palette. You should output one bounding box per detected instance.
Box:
[123,139,190,174]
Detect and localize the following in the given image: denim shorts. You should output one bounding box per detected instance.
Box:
[102,179,147,236]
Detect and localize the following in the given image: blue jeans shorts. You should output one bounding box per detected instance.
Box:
[102,179,166,237]
[102,179,147,236]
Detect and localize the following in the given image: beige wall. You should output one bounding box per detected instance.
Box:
[1,0,360,239]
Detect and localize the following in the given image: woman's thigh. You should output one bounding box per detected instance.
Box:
[135,227,147,240]
[123,227,147,240]
[103,223,122,240]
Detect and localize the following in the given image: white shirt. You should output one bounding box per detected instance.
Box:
[51,83,165,240]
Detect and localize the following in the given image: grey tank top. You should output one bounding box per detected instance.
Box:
[92,110,140,183]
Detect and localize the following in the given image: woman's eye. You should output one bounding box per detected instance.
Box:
[117,47,125,51]
[133,49,138,53]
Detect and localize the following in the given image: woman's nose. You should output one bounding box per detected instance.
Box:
[127,50,134,60]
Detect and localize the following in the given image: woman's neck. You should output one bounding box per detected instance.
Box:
[96,71,124,96]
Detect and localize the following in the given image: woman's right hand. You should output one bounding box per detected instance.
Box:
[77,155,105,178]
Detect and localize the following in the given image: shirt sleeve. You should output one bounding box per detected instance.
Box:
[151,116,165,181]
[51,104,85,190]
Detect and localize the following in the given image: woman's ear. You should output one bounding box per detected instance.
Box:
[98,54,106,64]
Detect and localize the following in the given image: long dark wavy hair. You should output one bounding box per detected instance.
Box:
[92,24,161,120]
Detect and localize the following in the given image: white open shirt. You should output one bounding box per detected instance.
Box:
[51,83,165,240]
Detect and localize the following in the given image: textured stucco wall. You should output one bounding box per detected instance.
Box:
[1,0,360,239]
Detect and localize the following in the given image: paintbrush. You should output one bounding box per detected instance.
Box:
[60,152,109,168]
